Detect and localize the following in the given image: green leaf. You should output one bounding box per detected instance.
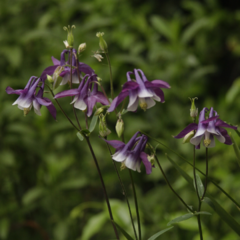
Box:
[114,221,134,240]
[203,196,240,236]
[81,129,91,137]
[77,132,84,141]
[80,212,107,240]
[167,213,194,226]
[229,132,240,167]
[150,16,172,40]
[193,174,204,198]
[22,187,45,205]
[166,154,194,191]
[195,211,211,216]
[89,115,98,132]
[148,226,174,240]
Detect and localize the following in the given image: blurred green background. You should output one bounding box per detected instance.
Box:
[1,0,240,239]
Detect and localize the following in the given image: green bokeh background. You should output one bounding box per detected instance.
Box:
[1,0,240,239]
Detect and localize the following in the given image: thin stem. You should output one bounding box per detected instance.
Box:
[129,170,141,240]
[201,148,208,200]
[193,146,203,240]
[85,137,119,239]
[69,48,82,130]
[155,155,193,212]
[105,142,138,240]
[105,52,114,100]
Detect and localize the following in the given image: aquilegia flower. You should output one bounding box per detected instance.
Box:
[54,74,109,117]
[6,76,56,119]
[104,131,152,174]
[174,107,237,148]
[40,49,94,83]
[108,69,170,112]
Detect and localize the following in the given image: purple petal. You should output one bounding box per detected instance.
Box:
[79,62,95,75]
[201,115,219,124]
[137,69,148,82]
[122,81,139,92]
[215,119,238,130]
[51,56,60,65]
[126,71,133,82]
[140,152,152,174]
[91,92,109,105]
[128,89,138,109]
[174,123,198,138]
[6,86,27,95]
[86,97,97,117]
[153,88,165,103]
[103,139,125,150]
[145,80,171,89]
[218,128,232,145]
[36,97,52,107]
[40,66,58,81]
[108,91,129,112]
[54,89,79,99]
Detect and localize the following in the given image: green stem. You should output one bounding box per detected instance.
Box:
[129,170,141,240]
[85,137,119,239]
[105,142,138,240]
[201,148,208,200]
[155,156,193,212]
[193,146,203,240]
[105,53,114,100]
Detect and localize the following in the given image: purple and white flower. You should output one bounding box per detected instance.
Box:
[40,49,94,83]
[6,76,56,119]
[108,69,170,112]
[174,107,237,148]
[104,132,152,174]
[54,74,109,117]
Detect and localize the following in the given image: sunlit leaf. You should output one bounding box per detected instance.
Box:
[167,213,194,226]
[148,226,174,240]
[77,131,84,141]
[89,115,98,132]
[193,174,204,198]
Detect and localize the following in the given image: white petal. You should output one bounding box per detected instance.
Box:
[74,98,87,110]
[190,135,204,146]
[124,155,137,171]
[70,95,78,104]
[112,150,127,162]
[72,74,80,84]
[138,87,153,98]
[153,93,160,102]
[128,91,138,108]
[127,98,138,111]
[33,100,41,116]
[145,98,156,109]
[16,97,32,109]
[60,74,70,85]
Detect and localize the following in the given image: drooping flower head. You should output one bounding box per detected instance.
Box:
[104,131,152,174]
[108,69,170,112]
[54,73,109,117]
[174,107,237,148]
[6,76,56,119]
[40,49,94,84]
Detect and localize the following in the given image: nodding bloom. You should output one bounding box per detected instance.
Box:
[108,69,170,112]
[40,49,94,83]
[174,107,237,148]
[104,132,152,174]
[6,76,56,119]
[54,74,109,117]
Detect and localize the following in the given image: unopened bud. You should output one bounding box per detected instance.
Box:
[63,25,75,48]
[183,130,195,144]
[99,114,111,137]
[189,97,198,118]
[96,32,108,52]
[115,118,124,138]
[94,107,105,116]
[46,74,54,83]
[78,43,86,54]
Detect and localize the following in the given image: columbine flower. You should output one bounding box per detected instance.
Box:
[104,131,152,174]
[174,107,237,148]
[40,49,94,84]
[108,69,170,112]
[54,74,109,117]
[6,76,56,119]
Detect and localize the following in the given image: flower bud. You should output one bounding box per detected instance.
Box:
[78,43,86,54]
[46,74,54,84]
[115,118,124,138]
[94,107,105,116]
[189,97,198,118]
[63,25,75,48]
[96,32,108,52]
[147,154,155,167]
[99,114,111,137]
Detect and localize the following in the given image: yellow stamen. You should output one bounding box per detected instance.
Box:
[120,162,126,171]
[139,99,147,111]
[204,139,211,147]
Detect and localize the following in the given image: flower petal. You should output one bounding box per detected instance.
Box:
[174,123,198,138]
[54,89,79,99]
[215,119,238,130]
[140,152,152,174]
[51,56,60,65]
[6,86,27,95]
[40,66,58,81]
[145,97,156,109]
[122,81,139,92]
[108,91,129,112]
[218,128,232,145]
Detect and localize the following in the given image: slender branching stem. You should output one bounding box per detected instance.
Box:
[105,52,114,100]
[128,170,141,240]
[85,136,119,239]
[105,142,138,240]
[193,146,203,240]
[201,148,208,200]
[155,155,193,212]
